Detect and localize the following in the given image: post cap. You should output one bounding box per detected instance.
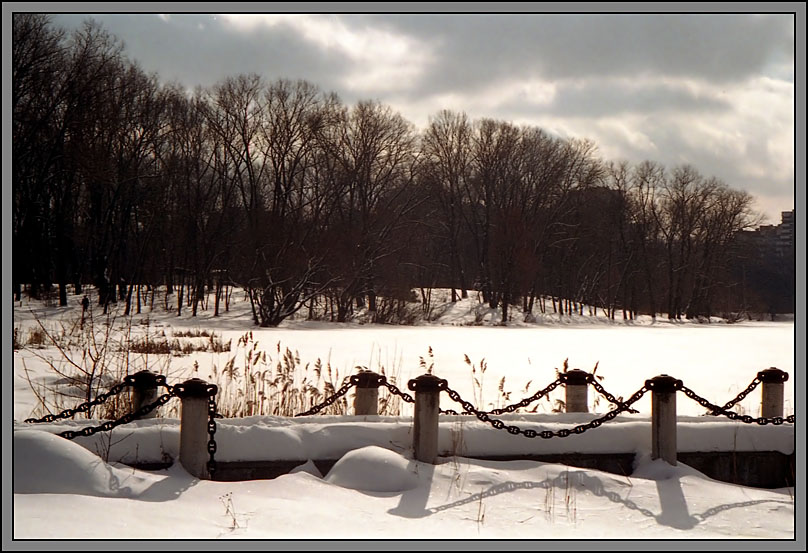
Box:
[758,367,789,383]
[354,370,382,389]
[408,373,446,392]
[645,374,682,393]
[560,369,591,386]
[175,378,218,398]
[130,370,161,388]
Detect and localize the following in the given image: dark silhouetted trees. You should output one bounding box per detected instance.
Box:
[12,15,790,324]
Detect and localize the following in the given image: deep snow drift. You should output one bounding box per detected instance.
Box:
[12,428,796,540]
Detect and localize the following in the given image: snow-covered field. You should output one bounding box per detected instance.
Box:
[8,289,800,543]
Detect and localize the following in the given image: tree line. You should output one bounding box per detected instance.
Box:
[12,15,793,326]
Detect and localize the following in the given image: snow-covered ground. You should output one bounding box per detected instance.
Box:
[8,289,800,543]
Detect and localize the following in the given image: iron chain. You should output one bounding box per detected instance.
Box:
[293,373,419,417]
[378,375,416,404]
[440,378,564,416]
[24,377,136,423]
[679,384,795,425]
[441,383,649,439]
[590,378,640,414]
[716,377,761,413]
[24,373,175,424]
[294,376,358,416]
[206,387,218,477]
[23,373,222,475]
[439,377,636,417]
[488,378,563,415]
[58,391,175,440]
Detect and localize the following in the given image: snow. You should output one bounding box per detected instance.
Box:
[8,289,800,543]
[11,429,797,540]
[13,430,164,498]
[325,446,420,492]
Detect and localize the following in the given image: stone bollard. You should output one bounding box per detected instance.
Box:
[176,378,217,479]
[758,367,788,419]
[354,370,381,416]
[130,370,161,418]
[408,373,444,464]
[646,374,681,466]
[561,369,590,413]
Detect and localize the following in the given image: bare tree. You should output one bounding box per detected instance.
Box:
[324,100,420,322]
[421,110,473,302]
[205,76,342,326]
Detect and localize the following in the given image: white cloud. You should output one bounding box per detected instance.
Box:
[219,14,436,93]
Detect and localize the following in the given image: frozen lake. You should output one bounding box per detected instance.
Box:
[206,322,795,418]
[14,290,794,421]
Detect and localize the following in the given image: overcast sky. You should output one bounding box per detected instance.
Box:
[46,10,796,225]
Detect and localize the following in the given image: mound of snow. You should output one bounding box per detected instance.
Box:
[289,459,323,478]
[14,429,163,497]
[631,453,717,482]
[324,446,418,492]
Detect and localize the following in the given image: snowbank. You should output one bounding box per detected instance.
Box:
[12,427,795,539]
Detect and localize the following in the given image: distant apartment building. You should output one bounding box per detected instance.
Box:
[735,209,794,259]
[776,209,794,258]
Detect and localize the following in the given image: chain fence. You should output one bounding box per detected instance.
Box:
[23,367,793,474]
[678,382,794,425]
[441,380,650,439]
[23,374,220,477]
[289,368,795,441]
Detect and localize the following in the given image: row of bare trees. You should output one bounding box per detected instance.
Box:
[13,15,789,326]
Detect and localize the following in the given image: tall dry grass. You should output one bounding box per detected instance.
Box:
[209,332,405,417]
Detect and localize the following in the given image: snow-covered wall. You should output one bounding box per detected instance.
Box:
[16,412,794,466]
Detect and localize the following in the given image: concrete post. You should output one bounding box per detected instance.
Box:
[562,369,590,413]
[354,370,381,416]
[130,370,160,418]
[647,374,681,466]
[177,378,214,479]
[758,368,788,419]
[408,374,443,464]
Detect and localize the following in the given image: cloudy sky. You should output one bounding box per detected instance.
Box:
[46,10,796,225]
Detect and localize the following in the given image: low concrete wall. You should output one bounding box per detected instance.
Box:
[678,451,795,489]
[129,450,794,489]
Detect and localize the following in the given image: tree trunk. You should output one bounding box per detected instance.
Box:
[58,282,68,307]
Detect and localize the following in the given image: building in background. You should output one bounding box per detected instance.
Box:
[776,209,794,259]
[737,209,794,260]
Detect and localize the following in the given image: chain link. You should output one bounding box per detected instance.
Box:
[488,378,564,415]
[679,384,795,425]
[54,381,222,477]
[24,376,137,423]
[292,373,420,417]
[294,376,358,416]
[715,377,761,413]
[378,375,416,404]
[206,386,218,477]
[24,373,177,424]
[437,377,636,417]
[441,383,649,439]
[590,378,640,414]
[439,378,564,416]
[58,391,175,440]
